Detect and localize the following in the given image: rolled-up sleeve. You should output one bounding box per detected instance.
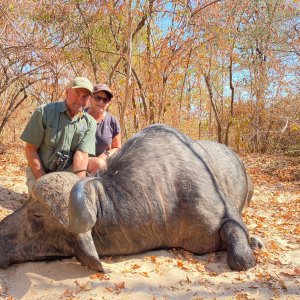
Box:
[76,118,97,155]
[112,118,121,138]
[20,106,45,148]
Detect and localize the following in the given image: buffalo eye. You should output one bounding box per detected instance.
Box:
[32,214,42,218]
[31,214,45,232]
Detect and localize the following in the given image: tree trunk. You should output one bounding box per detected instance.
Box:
[131,88,139,131]
[224,54,235,146]
[204,74,222,143]
[179,48,192,124]
[120,0,133,139]
[147,17,155,124]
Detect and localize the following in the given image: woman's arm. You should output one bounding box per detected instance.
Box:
[100,133,121,159]
[87,133,122,175]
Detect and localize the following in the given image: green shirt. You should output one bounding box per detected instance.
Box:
[21,101,96,171]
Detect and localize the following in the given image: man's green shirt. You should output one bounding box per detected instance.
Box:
[20,101,96,171]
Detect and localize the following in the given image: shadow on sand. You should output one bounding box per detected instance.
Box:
[0,185,27,215]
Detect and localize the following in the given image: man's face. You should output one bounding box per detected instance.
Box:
[66,88,91,117]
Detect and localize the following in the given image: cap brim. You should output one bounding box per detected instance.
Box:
[93,89,113,98]
[72,86,93,94]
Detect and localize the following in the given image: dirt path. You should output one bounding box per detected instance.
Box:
[0,149,299,299]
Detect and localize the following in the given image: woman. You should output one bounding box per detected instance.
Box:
[87,83,121,175]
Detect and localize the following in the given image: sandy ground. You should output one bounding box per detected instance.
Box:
[0,151,299,300]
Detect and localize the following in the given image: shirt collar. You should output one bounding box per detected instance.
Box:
[60,101,84,121]
[59,101,68,113]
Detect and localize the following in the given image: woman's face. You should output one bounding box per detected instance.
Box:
[91,91,111,112]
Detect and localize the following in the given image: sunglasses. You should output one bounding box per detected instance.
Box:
[93,95,111,104]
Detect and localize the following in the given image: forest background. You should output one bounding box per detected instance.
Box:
[0,0,299,153]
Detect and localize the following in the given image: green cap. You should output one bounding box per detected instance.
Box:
[69,77,93,94]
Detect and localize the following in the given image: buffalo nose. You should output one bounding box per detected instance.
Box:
[0,256,10,269]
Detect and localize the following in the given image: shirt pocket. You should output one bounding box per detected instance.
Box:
[44,126,57,148]
[71,131,85,151]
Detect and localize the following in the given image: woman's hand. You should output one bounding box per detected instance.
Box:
[87,157,107,176]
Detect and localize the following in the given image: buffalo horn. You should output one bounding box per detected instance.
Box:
[68,177,98,233]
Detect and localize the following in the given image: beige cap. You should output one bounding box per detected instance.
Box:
[69,77,93,94]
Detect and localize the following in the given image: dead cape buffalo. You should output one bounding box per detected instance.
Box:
[0,124,258,272]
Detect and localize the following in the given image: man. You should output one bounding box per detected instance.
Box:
[21,77,97,190]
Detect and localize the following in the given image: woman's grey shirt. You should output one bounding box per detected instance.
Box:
[94,112,120,156]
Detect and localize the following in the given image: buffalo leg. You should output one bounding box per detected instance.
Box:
[250,235,264,250]
[220,220,256,271]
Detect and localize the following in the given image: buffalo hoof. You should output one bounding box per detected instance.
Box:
[227,243,256,271]
[76,252,104,272]
[250,236,264,250]
[220,220,256,271]
[84,260,104,273]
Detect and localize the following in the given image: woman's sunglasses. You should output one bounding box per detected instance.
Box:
[93,95,111,104]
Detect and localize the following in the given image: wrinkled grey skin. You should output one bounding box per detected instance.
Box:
[0,124,258,272]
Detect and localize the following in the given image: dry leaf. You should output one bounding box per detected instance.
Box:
[280,267,300,277]
[294,225,300,234]
[268,241,281,251]
[114,281,125,294]
[234,276,246,282]
[196,263,206,273]
[105,287,114,293]
[62,289,77,297]
[150,256,157,263]
[234,291,251,299]
[180,250,195,261]
[131,263,140,270]
[74,280,92,291]
[177,260,190,271]
[114,281,125,289]
[140,272,149,277]
[90,273,110,280]
[278,279,288,291]
[177,261,184,268]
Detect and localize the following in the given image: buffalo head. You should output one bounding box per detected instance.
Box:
[0,172,103,271]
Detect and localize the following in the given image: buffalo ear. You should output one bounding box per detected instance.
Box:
[68,178,98,233]
[31,172,79,227]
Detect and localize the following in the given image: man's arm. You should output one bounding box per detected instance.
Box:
[25,143,46,179]
[73,150,89,179]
